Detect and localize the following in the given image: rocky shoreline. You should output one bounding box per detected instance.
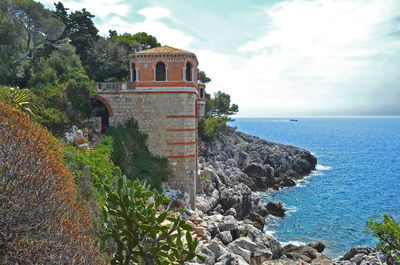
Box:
[183,128,397,265]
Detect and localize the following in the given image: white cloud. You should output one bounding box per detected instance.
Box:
[39,0,400,116]
[39,0,130,18]
[230,0,400,116]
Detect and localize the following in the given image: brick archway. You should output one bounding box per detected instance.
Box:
[94,95,113,117]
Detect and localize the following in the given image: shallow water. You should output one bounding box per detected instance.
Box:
[230,117,400,258]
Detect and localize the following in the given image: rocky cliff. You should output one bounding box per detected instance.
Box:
[185,128,326,265]
[185,128,395,265]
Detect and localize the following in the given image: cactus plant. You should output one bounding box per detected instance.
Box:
[95,176,204,264]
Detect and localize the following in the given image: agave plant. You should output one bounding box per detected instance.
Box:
[0,87,37,118]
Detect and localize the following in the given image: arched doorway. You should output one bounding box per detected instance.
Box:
[91,97,111,133]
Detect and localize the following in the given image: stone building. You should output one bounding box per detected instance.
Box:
[93,45,206,207]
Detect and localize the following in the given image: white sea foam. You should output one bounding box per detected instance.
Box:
[281,241,307,247]
[285,206,297,215]
[316,164,332,171]
[295,175,312,187]
[264,230,275,237]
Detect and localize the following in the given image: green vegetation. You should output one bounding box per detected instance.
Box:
[366,214,400,261]
[106,119,170,190]
[0,86,37,118]
[1,0,161,135]
[199,91,239,142]
[1,1,202,262]
[96,176,203,265]
[198,70,211,83]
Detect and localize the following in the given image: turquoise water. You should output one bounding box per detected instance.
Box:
[230,117,400,258]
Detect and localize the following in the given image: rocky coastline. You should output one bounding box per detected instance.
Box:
[183,128,397,265]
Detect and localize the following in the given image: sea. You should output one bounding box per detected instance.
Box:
[229,117,400,259]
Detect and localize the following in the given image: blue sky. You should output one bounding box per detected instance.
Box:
[40,0,400,117]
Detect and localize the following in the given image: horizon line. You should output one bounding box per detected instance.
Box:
[232,115,400,118]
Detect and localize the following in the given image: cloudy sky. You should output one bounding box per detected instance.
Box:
[40,0,400,117]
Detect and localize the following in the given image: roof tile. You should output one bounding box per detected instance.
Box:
[136,45,194,55]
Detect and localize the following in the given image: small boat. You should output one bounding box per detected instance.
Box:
[289,119,298,122]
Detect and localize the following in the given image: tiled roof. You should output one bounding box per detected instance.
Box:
[136,45,194,55]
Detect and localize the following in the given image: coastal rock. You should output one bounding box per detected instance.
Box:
[243,212,266,231]
[163,188,190,209]
[219,231,233,244]
[340,246,373,261]
[308,241,326,253]
[266,202,286,217]
[243,163,274,190]
[200,128,317,191]
[194,128,320,265]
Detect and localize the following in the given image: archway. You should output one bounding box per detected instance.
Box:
[91,96,112,133]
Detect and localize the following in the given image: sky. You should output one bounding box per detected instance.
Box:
[40,0,400,117]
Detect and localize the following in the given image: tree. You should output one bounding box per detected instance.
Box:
[0,102,103,264]
[53,1,69,39]
[114,32,161,51]
[198,70,211,83]
[199,91,239,142]
[365,214,400,261]
[96,176,203,265]
[7,0,65,64]
[68,8,98,64]
[206,91,239,118]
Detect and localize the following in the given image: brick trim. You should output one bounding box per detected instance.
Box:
[166,142,196,145]
[98,91,198,96]
[167,154,196,159]
[167,115,197,118]
[166,128,197,132]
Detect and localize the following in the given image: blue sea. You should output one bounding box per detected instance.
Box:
[229,117,400,259]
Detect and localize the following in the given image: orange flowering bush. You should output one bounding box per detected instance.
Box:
[0,103,103,264]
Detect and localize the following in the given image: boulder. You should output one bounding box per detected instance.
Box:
[243,212,265,231]
[163,189,190,209]
[340,246,373,261]
[196,190,219,214]
[266,202,286,217]
[308,241,326,253]
[219,231,233,244]
[228,243,252,264]
[235,151,251,169]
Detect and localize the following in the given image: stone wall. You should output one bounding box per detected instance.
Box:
[97,90,198,207]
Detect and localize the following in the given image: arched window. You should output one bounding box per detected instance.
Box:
[186,62,192,81]
[132,63,136,81]
[156,62,166,81]
[200,88,204,99]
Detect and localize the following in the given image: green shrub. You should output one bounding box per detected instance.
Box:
[198,116,229,142]
[95,175,203,265]
[365,214,400,261]
[37,107,69,135]
[106,119,170,190]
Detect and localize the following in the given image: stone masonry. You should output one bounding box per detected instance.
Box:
[93,46,206,208]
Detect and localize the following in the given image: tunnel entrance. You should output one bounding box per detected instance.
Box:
[91,98,110,133]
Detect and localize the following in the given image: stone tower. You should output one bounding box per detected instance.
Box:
[93,45,205,207]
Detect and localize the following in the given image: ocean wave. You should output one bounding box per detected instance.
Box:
[285,205,297,215]
[264,230,275,237]
[316,164,333,171]
[281,240,307,247]
[295,175,312,187]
